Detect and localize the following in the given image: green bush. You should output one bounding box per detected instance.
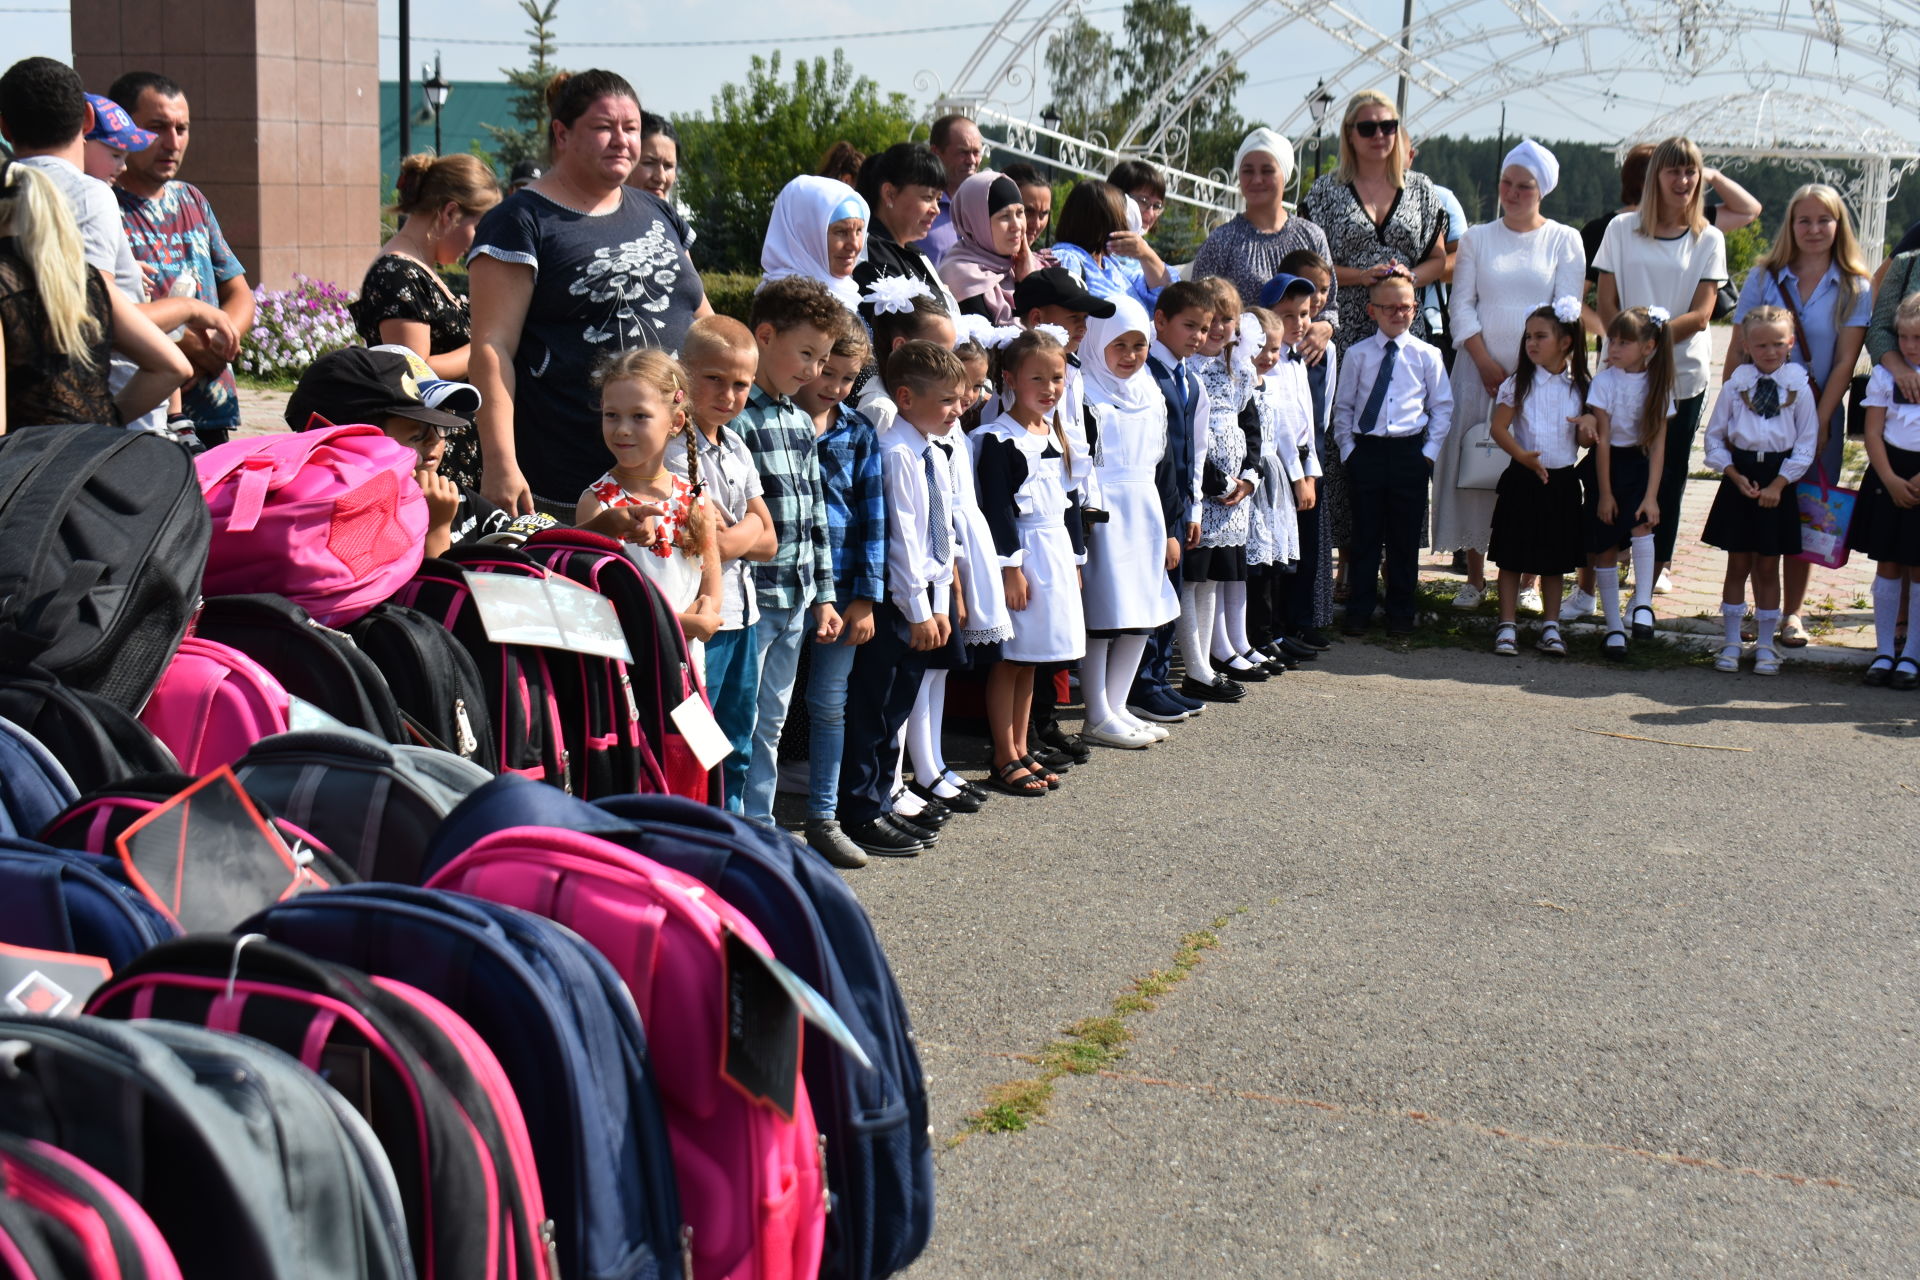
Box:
[703,272,760,325]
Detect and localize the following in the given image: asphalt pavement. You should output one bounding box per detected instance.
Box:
[849,641,1920,1276]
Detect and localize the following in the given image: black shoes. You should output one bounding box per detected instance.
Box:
[1035,722,1092,764]
[1180,675,1246,703]
[845,816,922,857]
[909,779,981,814]
[1274,636,1321,661]
[887,813,941,845]
[1294,628,1332,650]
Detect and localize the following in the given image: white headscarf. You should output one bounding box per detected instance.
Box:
[760,175,870,310]
[1501,139,1559,198]
[1080,297,1158,414]
[1233,127,1296,185]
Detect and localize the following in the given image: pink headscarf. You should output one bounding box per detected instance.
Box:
[936,169,1037,324]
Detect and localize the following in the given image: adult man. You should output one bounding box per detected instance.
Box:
[918,113,983,266]
[0,58,232,433]
[109,71,255,448]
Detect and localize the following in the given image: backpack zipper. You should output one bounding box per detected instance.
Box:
[454,698,478,757]
[540,1218,561,1280]
[818,1132,831,1215]
[619,671,640,723]
[679,1224,694,1280]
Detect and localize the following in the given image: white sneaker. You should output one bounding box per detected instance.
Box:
[1083,720,1156,749]
[1654,570,1674,595]
[1714,643,1743,673]
[1450,582,1485,609]
[1133,720,1171,741]
[1518,586,1545,616]
[1558,588,1596,622]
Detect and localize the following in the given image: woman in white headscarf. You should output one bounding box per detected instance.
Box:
[1077,296,1184,748]
[759,174,870,310]
[1430,138,1590,607]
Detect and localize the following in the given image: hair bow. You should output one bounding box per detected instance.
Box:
[1033,323,1071,346]
[861,275,933,315]
[1551,295,1582,325]
[1644,305,1671,327]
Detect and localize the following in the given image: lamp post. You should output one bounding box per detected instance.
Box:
[1040,103,1062,179]
[422,55,451,157]
[1298,79,1335,205]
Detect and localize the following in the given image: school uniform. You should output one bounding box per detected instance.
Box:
[1282,345,1337,635]
[1248,355,1317,645]
[1486,369,1588,576]
[1701,364,1817,556]
[1854,366,1920,565]
[972,414,1088,663]
[1333,328,1453,629]
[838,421,961,826]
[1580,367,1672,553]
[1132,343,1209,705]
[1190,353,1260,582]
[1081,371,1182,635]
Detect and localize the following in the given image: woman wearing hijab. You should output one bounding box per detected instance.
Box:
[1431,139,1589,606]
[1192,128,1336,362]
[760,174,869,311]
[937,170,1038,323]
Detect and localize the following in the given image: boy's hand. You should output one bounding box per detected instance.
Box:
[909,618,941,650]
[1294,477,1316,510]
[415,468,461,531]
[841,599,876,646]
[1164,537,1181,571]
[811,601,843,643]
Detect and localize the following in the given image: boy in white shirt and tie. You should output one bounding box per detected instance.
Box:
[1334,276,1454,636]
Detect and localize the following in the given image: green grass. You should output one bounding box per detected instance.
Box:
[235,371,300,394]
[1367,580,1716,671]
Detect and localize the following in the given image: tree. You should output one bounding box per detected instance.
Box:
[673,51,918,274]
[1044,15,1116,140]
[484,0,561,170]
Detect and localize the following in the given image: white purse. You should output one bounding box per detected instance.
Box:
[1454,419,1510,490]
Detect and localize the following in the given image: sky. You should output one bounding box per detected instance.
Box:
[9,0,1914,159]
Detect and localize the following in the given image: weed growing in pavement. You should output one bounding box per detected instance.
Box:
[1359,581,1716,671]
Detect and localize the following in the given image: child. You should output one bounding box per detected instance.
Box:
[669,316,778,815]
[1272,252,1338,649]
[1129,279,1216,724]
[790,317,888,866]
[736,277,846,825]
[856,280,957,432]
[1701,305,1818,675]
[1855,293,1920,689]
[1486,299,1593,657]
[575,351,725,669]
[1246,290,1319,663]
[1583,306,1677,660]
[838,341,970,856]
[1188,278,1263,699]
[1333,276,1454,636]
[973,328,1086,794]
[1078,297,1182,748]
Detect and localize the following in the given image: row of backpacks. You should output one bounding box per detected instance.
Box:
[0,424,934,1276]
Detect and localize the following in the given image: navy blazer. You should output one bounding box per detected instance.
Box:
[1148,356,1198,537]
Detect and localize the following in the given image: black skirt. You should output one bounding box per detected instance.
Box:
[1488,461,1584,575]
[1850,443,1920,565]
[1702,447,1803,556]
[1183,543,1248,582]
[1582,445,1652,553]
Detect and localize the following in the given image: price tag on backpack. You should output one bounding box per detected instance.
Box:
[116,767,308,932]
[0,943,110,1017]
[465,571,633,663]
[286,694,356,735]
[722,929,801,1117]
[670,694,732,772]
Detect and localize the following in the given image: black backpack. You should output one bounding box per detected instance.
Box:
[0,426,209,711]
[191,595,405,742]
[0,670,178,794]
[348,602,498,769]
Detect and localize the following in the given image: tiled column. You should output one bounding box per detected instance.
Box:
[71,0,382,290]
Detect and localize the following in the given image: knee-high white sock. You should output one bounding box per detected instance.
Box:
[1722,601,1745,647]
[907,670,942,788]
[1595,566,1622,632]
[1210,593,1236,662]
[1080,639,1114,730]
[1630,535,1655,609]
[1756,608,1781,652]
[925,671,954,791]
[1178,581,1217,683]
[1109,633,1150,728]
[1874,575,1903,654]
[1905,585,1920,662]
[1223,579,1253,655]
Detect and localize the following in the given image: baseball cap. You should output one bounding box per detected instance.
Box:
[1258,272,1316,308]
[509,160,542,186]
[284,347,469,433]
[84,93,155,152]
[1012,266,1117,320]
[478,511,560,547]
[369,343,482,416]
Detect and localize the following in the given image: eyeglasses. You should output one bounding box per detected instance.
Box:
[1134,198,1165,213]
[1354,119,1400,139]
[1369,303,1416,316]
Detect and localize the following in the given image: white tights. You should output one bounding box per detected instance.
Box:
[1080,633,1151,731]
[1177,580,1219,684]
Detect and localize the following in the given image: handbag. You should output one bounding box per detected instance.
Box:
[1454,419,1509,489]
[1794,463,1857,569]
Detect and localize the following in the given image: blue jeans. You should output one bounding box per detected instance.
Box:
[804,636,860,820]
[743,603,809,822]
[702,626,760,814]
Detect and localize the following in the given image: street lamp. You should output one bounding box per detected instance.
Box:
[1040,104,1062,179]
[1298,79,1336,205]
[422,55,452,156]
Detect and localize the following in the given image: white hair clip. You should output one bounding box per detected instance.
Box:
[1033,323,1071,346]
[1645,305,1671,327]
[980,324,1026,350]
[1551,295,1582,325]
[951,313,995,347]
[861,275,933,316]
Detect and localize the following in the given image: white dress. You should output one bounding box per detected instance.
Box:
[1082,396,1182,632]
[942,422,1013,645]
[1248,366,1311,567]
[1196,354,1257,549]
[971,414,1087,663]
[1431,218,1587,552]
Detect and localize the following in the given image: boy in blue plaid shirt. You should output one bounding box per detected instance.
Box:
[790,317,887,867]
[736,278,844,823]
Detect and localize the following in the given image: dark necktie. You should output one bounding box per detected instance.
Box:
[1356,338,1399,435]
[1750,375,1781,419]
[924,446,950,565]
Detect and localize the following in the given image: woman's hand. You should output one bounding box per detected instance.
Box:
[1297,321,1332,365]
[485,462,535,518]
[1473,352,1505,397]
[580,502,665,544]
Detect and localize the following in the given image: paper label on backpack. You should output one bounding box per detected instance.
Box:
[0,943,110,1017]
[115,766,308,932]
[722,927,874,1083]
[722,930,801,1117]
[465,571,634,663]
[286,694,356,736]
[670,694,732,772]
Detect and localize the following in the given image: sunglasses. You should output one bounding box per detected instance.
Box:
[1354,119,1400,139]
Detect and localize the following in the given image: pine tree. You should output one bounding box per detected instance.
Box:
[484,0,561,169]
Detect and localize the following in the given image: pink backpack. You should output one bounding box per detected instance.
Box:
[428,826,826,1280]
[138,637,291,774]
[196,425,427,627]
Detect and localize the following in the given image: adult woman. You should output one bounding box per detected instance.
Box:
[1726,183,1870,645]
[1595,135,1727,587]
[1192,128,1335,359]
[1431,140,1587,605]
[817,141,864,188]
[760,175,868,312]
[1050,180,1176,311]
[350,152,501,487]
[1580,143,1761,277]
[851,142,955,311]
[468,70,711,518]
[936,170,1036,324]
[0,160,186,431]
[629,111,679,200]
[1300,92,1448,350]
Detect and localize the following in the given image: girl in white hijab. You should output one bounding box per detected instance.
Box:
[760,175,870,310]
[1077,297,1184,748]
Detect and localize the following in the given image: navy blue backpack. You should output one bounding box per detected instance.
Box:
[242,883,684,1280]
[427,775,935,1280]
[0,835,178,968]
[0,715,77,838]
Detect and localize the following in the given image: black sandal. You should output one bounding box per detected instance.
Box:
[1603,630,1629,662]
[1019,754,1063,789]
[1630,604,1657,641]
[987,760,1048,797]
[1864,654,1895,687]
[1893,657,1919,692]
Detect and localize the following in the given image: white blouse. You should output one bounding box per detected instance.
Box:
[1862,366,1920,452]
[1496,368,1586,470]
[1587,366,1674,449]
[1450,219,1587,362]
[1702,363,1817,484]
